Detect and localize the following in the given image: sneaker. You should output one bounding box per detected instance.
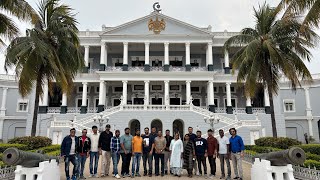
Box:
[101,174,105,177]
[80,176,86,179]
[136,174,141,177]
[115,174,121,179]
[126,174,131,177]
[89,174,93,178]
[233,177,239,180]
[226,176,231,180]
[220,175,226,179]
[204,174,208,179]
[196,172,200,176]
[93,174,98,178]
[131,174,134,178]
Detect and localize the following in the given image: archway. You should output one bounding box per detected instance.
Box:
[173,119,184,139]
[151,119,163,133]
[129,119,140,136]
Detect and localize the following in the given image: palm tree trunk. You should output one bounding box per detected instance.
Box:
[268,86,278,137]
[31,76,42,137]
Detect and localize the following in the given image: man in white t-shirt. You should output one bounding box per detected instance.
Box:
[217,129,231,180]
[88,126,100,177]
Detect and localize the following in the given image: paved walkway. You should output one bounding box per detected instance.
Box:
[59,157,252,180]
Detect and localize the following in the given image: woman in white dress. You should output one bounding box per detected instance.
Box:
[169,133,184,177]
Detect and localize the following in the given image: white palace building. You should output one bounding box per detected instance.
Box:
[0,6,319,144]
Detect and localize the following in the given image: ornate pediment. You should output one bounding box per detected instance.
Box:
[148,16,166,34]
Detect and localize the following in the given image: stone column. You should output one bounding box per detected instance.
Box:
[144,80,150,105]
[185,42,191,71]
[224,49,230,74]
[80,82,88,114]
[83,45,90,73]
[208,80,215,112]
[207,42,213,71]
[100,42,106,71]
[122,80,128,105]
[0,118,4,140]
[60,93,67,114]
[123,42,129,71]
[186,80,191,104]
[39,81,48,113]
[144,42,150,71]
[246,96,253,114]
[164,42,170,71]
[226,82,233,114]
[0,87,8,116]
[264,86,271,114]
[304,87,313,137]
[98,81,106,112]
[164,80,169,105]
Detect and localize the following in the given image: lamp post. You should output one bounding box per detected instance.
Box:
[94,112,109,132]
[204,114,220,132]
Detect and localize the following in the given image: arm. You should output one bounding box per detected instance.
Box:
[204,139,208,157]
[120,136,127,154]
[162,138,167,152]
[110,138,114,152]
[214,139,218,157]
[132,138,135,155]
[60,137,66,156]
[98,133,102,149]
[239,137,245,157]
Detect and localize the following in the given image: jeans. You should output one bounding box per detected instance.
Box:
[89,152,99,175]
[77,154,87,177]
[154,153,164,175]
[208,155,216,175]
[112,152,121,175]
[64,155,78,179]
[101,150,111,175]
[131,153,142,175]
[196,155,207,175]
[142,153,152,175]
[120,152,132,175]
[163,151,170,172]
[231,152,243,178]
[219,154,231,177]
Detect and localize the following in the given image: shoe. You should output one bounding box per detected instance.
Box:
[131,174,134,178]
[66,178,70,180]
[94,174,98,178]
[204,174,208,179]
[143,172,147,176]
[115,174,121,179]
[233,177,239,179]
[165,170,168,175]
[196,172,200,176]
[155,174,159,176]
[126,174,131,177]
[239,178,243,180]
[148,174,152,177]
[89,174,93,178]
[80,176,86,179]
[220,175,225,179]
[136,174,141,177]
[226,176,231,180]
[161,174,164,177]
[101,174,105,177]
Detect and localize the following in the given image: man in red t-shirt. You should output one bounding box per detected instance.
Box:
[206,129,218,178]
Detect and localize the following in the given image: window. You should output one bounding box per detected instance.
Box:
[95,87,99,93]
[133,85,144,91]
[76,99,89,107]
[113,87,123,93]
[77,86,90,94]
[214,87,219,93]
[170,85,180,91]
[224,86,236,93]
[224,98,237,108]
[191,87,200,93]
[151,85,162,91]
[214,98,219,107]
[284,99,295,112]
[193,99,201,106]
[17,101,28,112]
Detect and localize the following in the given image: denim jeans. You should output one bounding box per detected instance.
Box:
[196,155,207,175]
[154,153,164,175]
[112,152,120,176]
[142,153,153,175]
[77,154,87,177]
[120,153,132,175]
[208,155,216,175]
[89,152,99,175]
[131,153,142,175]
[64,154,78,179]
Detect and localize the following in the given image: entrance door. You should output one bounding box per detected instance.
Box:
[113,99,121,106]
[130,120,140,136]
[151,119,163,132]
[193,99,201,106]
[170,98,181,105]
[286,127,298,140]
[152,98,162,105]
[133,98,144,105]
[173,120,184,139]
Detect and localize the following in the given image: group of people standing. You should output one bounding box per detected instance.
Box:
[60,125,245,180]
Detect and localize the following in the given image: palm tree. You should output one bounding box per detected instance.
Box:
[224,3,319,137]
[0,0,39,48]
[278,0,320,31]
[5,0,84,136]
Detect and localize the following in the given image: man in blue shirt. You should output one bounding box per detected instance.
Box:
[111,130,121,179]
[229,128,244,180]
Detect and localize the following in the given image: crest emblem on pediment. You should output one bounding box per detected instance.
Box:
[148,16,166,34]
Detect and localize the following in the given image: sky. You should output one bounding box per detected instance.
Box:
[1,0,320,74]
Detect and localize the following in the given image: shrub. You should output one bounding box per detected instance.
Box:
[295,144,320,155]
[303,160,320,170]
[46,150,60,156]
[244,145,254,150]
[0,143,28,153]
[38,145,61,153]
[255,137,301,149]
[251,146,282,153]
[306,152,320,162]
[8,136,52,150]
[244,150,257,155]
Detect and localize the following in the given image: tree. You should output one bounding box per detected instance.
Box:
[224,3,318,137]
[0,0,39,49]
[5,0,84,136]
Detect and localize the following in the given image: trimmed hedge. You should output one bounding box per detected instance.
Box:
[306,152,320,162]
[0,143,28,152]
[245,150,257,155]
[303,160,320,169]
[38,145,61,153]
[250,146,282,153]
[295,144,320,155]
[46,150,60,156]
[8,136,52,150]
[255,137,301,149]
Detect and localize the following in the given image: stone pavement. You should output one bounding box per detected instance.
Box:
[59,157,252,180]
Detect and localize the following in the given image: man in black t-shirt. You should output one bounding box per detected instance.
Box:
[188,126,198,175]
[195,130,208,178]
[164,129,173,175]
[98,124,113,177]
[142,127,152,176]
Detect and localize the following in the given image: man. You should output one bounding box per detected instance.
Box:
[153,130,166,176]
[88,126,100,178]
[217,129,231,180]
[188,127,198,175]
[148,126,158,177]
[229,128,245,180]
[195,130,208,178]
[207,129,218,178]
[99,124,113,177]
[131,129,143,177]
[164,129,173,175]
[61,128,79,180]
[169,133,183,177]
[120,127,133,177]
[77,129,91,180]
[111,130,121,179]
[142,127,152,176]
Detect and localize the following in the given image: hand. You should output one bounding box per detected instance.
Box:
[217,153,220,158]
[213,154,216,158]
[240,152,244,158]
[124,150,128,155]
[61,155,65,158]
[149,151,153,155]
[132,152,135,156]
[86,152,89,157]
[99,150,102,155]
[204,152,207,157]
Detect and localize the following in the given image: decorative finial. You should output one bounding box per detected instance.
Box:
[153,2,161,12]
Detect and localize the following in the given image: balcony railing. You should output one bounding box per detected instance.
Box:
[105,67,122,72]
[169,66,186,71]
[128,67,144,72]
[191,67,207,72]
[150,67,164,71]
[88,69,99,74]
